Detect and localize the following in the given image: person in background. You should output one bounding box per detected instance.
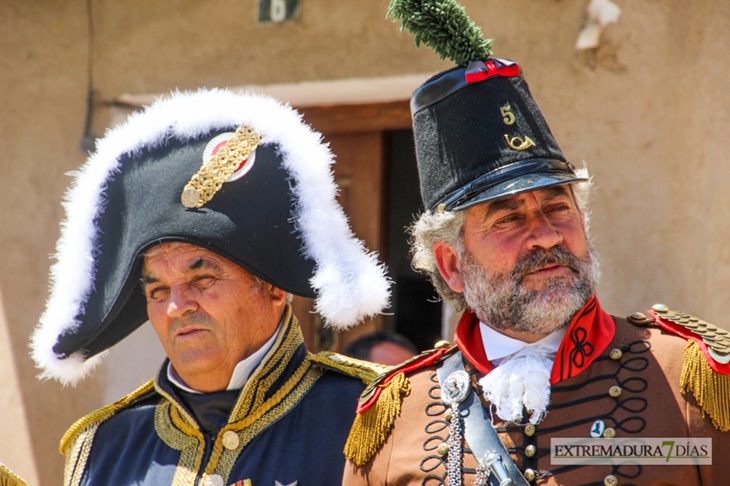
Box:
[344,331,418,366]
[30,89,390,486]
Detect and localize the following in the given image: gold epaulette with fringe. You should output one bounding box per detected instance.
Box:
[307,351,392,385]
[60,379,155,455]
[0,463,27,486]
[643,304,730,432]
[343,343,453,466]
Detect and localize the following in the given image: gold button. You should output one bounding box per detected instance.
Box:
[524,424,536,437]
[609,348,622,360]
[525,444,537,457]
[604,474,618,486]
[444,409,453,421]
[204,475,224,486]
[524,468,536,481]
[434,340,451,349]
[609,386,622,398]
[437,442,450,456]
[222,430,240,450]
[651,304,668,314]
[603,427,616,439]
[437,203,446,213]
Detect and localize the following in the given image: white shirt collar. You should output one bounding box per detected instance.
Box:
[167,321,283,394]
[479,321,566,364]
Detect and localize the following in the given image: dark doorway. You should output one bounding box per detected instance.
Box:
[384,129,443,352]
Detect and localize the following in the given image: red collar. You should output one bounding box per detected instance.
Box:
[454,296,615,384]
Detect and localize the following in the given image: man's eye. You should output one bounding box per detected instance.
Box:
[495,215,520,225]
[193,275,217,288]
[147,287,168,301]
[548,205,570,213]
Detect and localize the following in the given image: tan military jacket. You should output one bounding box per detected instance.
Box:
[343,299,729,485]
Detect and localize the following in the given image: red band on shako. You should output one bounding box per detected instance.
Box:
[464,59,521,84]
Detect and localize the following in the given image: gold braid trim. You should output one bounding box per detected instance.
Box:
[0,463,27,486]
[308,351,392,384]
[181,126,263,209]
[681,340,730,431]
[61,379,156,486]
[154,401,204,486]
[153,305,321,483]
[232,304,299,420]
[60,380,155,455]
[210,364,323,482]
[344,371,411,466]
[63,422,101,486]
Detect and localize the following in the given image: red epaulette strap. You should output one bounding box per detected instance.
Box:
[356,346,450,414]
[648,304,730,432]
[344,346,451,466]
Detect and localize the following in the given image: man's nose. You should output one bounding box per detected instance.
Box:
[525,211,563,251]
[166,285,198,318]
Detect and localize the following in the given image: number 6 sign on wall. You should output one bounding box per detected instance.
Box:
[258,0,300,24]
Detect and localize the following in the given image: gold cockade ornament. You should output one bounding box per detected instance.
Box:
[181,126,263,209]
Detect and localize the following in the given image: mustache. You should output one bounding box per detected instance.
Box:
[511,246,581,283]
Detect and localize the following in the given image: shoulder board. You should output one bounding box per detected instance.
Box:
[60,379,155,455]
[307,351,391,384]
[644,304,730,432]
[357,344,453,413]
[343,344,454,466]
[645,304,730,373]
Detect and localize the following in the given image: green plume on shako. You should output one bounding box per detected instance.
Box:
[388,0,493,66]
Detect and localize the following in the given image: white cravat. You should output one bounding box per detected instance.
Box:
[478,323,566,424]
[479,322,565,364]
[168,322,282,394]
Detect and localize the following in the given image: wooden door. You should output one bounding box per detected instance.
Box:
[293,101,411,351]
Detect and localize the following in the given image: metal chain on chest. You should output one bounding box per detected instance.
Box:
[441,370,471,486]
[446,400,463,486]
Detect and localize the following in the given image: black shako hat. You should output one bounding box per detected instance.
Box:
[389,0,586,212]
[31,89,390,385]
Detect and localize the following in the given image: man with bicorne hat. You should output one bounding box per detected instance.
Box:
[342,1,730,484]
[31,89,391,485]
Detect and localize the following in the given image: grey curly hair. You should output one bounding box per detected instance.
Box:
[409,168,593,312]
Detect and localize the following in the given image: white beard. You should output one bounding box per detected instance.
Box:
[478,345,554,425]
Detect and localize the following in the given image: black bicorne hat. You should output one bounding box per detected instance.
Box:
[388,0,586,212]
[31,89,390,385]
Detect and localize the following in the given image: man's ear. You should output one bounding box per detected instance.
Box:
[269,285,287,306]
[433,242,464,293]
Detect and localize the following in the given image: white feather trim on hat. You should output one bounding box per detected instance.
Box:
[31,89,390,386]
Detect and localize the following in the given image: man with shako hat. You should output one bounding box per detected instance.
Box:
[30,89,392,485]
[342,1,730,485]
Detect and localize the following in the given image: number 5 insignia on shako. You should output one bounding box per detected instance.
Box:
[500,104,536,151]
[181,126,263,208]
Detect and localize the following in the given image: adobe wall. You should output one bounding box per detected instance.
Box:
[2,1,728,483]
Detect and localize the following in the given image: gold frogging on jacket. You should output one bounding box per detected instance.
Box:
[181,126,263,209]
